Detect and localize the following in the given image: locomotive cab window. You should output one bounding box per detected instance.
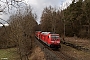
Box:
[51,35,59,39]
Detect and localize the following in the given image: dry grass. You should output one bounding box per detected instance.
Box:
[29,46,46,60]
[64,37,90,49]
[61,44,90,60]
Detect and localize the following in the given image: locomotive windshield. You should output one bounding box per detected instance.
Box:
[51,35,59,39]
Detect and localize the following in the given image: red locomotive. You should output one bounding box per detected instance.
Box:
[35,31,61,48]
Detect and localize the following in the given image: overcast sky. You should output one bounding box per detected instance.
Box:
[0,0,72,24]
[25,0,72,24]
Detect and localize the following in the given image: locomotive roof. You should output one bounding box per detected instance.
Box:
[41,32,59,35]
[41,32,50,35]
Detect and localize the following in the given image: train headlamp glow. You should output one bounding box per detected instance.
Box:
[57,41,60,43]
[51,41,60,43]
[49,35,50,38]
[51,41,54,43]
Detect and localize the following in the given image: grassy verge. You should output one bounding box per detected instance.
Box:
[0,48,20,60]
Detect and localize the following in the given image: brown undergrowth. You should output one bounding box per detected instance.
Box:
[29,46,46,60]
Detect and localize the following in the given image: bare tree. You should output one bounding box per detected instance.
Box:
[0,0,38,60]
[8,5,37,60]
[41,6,63,35]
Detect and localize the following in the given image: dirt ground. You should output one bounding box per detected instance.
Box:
[61,37,90,60]
[61,44,90,60]
[63,37,90,50]
[29,46,46,60]
[29,37,90,60]
[29,44,90,60]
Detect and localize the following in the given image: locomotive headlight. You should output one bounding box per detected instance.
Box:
[51,41,54,43]
[57,41,60,43]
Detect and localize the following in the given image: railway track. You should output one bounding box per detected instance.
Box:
[52,49,75,60]
[35,37,76,60]
[45,45,76,60]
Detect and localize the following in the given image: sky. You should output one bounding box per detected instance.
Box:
[25,0,72,24]
[0,0,72,25]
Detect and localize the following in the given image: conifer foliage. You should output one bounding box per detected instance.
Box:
[40,0,90,38]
